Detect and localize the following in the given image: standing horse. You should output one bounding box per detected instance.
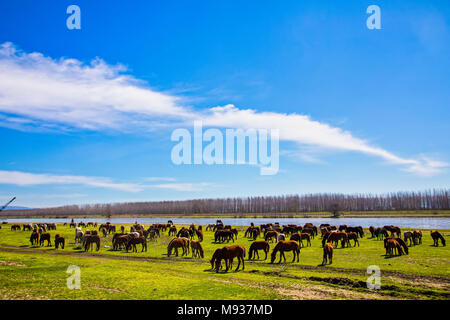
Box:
[322,243,333,265]
[385,238,404,256]
[190,240,204,258]
[55,234,65,249]
[403,231,414,246]
[346,232,359,247]
[270,240,300,264]
[248,241,270,260]
[290,232,311,247]
[265,230,278,243]
[212,245,245,272]
[39,233,51,246]
[30,231,39,246]
[167,237,190,257]
[84,235,101,252]
[431,230,446,247]
[413,230,422,245]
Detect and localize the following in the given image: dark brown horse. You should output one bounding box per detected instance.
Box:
[39,233,51,246]
[265,230,278,243]
[55,234,65,249]
[290,232,311,247]
[83,234,101,252]
[322,243,333,265]
[385,238,404,256]
[270,240,300,264]
[30,231,39,246]
[126,236,147,252]
[413,230,422,245]
[346,232,359,247]
[212,245,245,272]
[431,230,446,247]
[248,241,270,260]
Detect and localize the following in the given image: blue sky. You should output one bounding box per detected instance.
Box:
[0,0,449,208]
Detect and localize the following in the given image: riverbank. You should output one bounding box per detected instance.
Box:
[2,209,450,219]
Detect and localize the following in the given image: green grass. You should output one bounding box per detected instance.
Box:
[0,223,449,299]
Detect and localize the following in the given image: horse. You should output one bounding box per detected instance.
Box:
[324,232,348,248]
[212,245,245,272]
[248,241,270,260]
[264,230,278,243]
[55,234,65,249]
[22,224,32,231]
[168,226,177,236]
[346,232,359,247]
[215,230,234,243]
[413,230,422,245]
[384,225,401,238]
[126,236,147,253]
[290,232,311,247]
[39,233,51,247]
[403,231,414,246]
[30,231,39,246]
[322,243,333,265]
[112,234,129,250]
[302,227,315,239]
[195,229,204,242]
[75,227,84,243]
[177,227,190,238]
[347,226,364,238]
[369,226,376,238]
[385,238,404,256]
[167,237,190,257]
[84,235,101,252]
[278,233,286,241]
[11,224,21,231]
[270,240,300,264]
[190,240,204,258]
[431,230,446,247]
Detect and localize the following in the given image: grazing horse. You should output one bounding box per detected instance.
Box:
[11,224,21,231]
[39,233,51,246]
[75,227,84,243]
[215,230,234,243]
[346,232,360,247]
[324,232,348,248]
[385,238,404,256]
[167,237,190,257]
[265,230,278,243]
[177,227,190,238]
[375,228,389,240]
[248,241,270,260]
[302,227,315,239]
[403,231,414,246]
[347,226,364,238]
[206,224,215,231]
[212,245,245,272]
[126,236,147,253]
[112,234,129,250]
[384,225,401,238]
[84,235,101,252]
[168,226,177,236]
[190,240,204,258]
[30,231,39,246]
[278,233,286,241]
[431,230,446,247]
[290,233,311,247]
[270,240,300,264]
[322,243,333,265]
[369,226,376,238]
[195,229,204,242]
[22,224,32,231]
[55,234,65,249]
[413,230,422,245]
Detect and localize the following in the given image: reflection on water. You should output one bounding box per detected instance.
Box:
[2,217,449,229]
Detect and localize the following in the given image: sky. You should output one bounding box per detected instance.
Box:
[0,0,449,208]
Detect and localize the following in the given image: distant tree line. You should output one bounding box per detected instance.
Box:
[3,189,449,217]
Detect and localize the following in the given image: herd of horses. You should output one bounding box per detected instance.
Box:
[5,219,447,273]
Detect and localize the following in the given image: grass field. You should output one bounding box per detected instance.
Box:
[0,223,449,300]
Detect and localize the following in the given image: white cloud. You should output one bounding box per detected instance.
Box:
[0,170,143,192]
[0,43,447,176]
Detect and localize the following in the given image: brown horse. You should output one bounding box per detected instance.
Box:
[167,237,190,257]
[431,230,446,247]
[384,225,401,237]
[84,235,101,252]
[248,241,270,260]
[270,240,300,264]
[325,232,348,248]
[265,230,278,243]
[30,231,39,246]
[403,231,414,246]
[168,226,177,236]
[190,240,204,258]
[55,234,65,249]
[385,238,404,256]
[126,236,147,252]
[39,233,51,246]
[413,230,422,245]
[346,232,359,247]
[290,232,311,247]
[113,234,129,250]
[212,245,245,272]
[369,226,376,238]
[322,243,333,265]
[195,229,204,242]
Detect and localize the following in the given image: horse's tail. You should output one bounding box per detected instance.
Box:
[440,234,446,246]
